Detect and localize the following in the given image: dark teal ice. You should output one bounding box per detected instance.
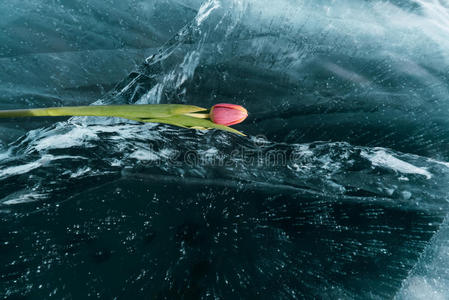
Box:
[1,0,449,298]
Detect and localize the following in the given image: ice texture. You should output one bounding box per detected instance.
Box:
[1,0,449,298]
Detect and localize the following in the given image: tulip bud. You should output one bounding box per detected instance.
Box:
[210,103,248,126]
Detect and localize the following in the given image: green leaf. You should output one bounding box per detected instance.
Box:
[139,115,246,136]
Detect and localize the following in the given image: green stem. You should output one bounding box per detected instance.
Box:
[0,104,207,119]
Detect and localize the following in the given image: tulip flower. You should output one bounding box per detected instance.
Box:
[210,103,248,126]
[0,103,248,135]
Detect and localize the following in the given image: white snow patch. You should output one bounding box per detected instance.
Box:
[0,160,44,179]
[33,126,98,151]
[397,276,447,300]
[0,155,85,179]
[196,0,220,26]
[129,149,159,161]
[70,166,92,178]
[361,149,432,179]
[1,191,48,205]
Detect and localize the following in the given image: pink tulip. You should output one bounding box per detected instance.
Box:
[210,103,248,126]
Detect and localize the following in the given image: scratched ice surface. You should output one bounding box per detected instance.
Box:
[1,0,449,299]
